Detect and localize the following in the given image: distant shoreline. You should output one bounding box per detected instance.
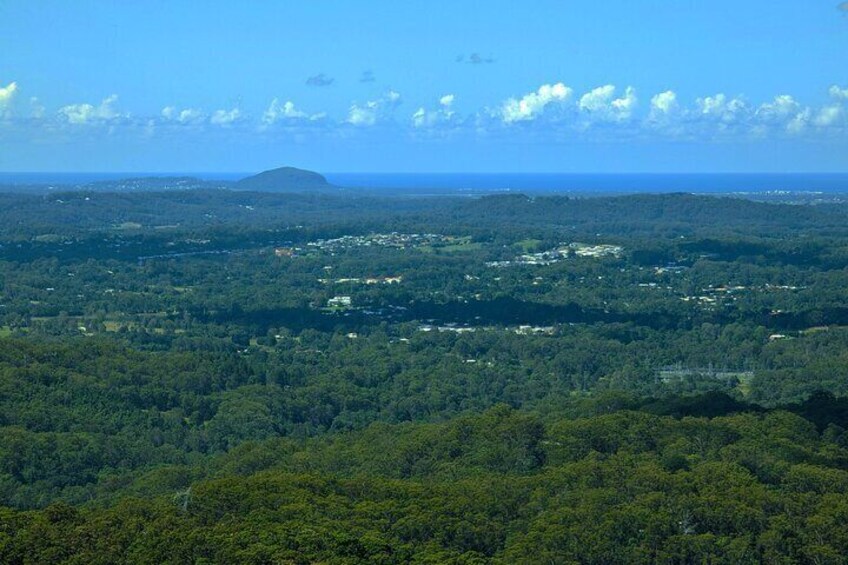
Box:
[1,172,847,195]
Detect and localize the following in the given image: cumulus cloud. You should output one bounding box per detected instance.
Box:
[814,105,844,127]
[578,85,637,121]
[787,109,812,135]
[578,85,615,112]
[263,99,305,122]
[829,85,848,100]
[695,93,748,125]
[210,107,242,125]
[501,82,572,123]
[348,104,377,126]
[9,81,848,144]
[161,106,205,124]
[306,73,334,87]
[59,94,125,124]
[646,91,682,132]
[650,91,678,116]
[611,87,637,117]
[756,95,800,121]
[412,94,456,128]
[359,70,376,83]
[489,83,844,137]
[261,98,324,125]
[810,86,848,130]
[752,95,816,135]
[29,97,45,119]
[347,90,402,126]
[0,81,17,117]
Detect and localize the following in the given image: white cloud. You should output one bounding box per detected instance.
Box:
[695,93,748,124]
[814,105,843,127]
[756,95,800,121]
[411,108,426,128]
[579,85,615,113]
[501,82,572,123]
[59,94,125,124]
[754,94,812,134]
[645,91,682,133]
[650,90,678,116]
[161,106,204,124]
[348,101,379,126]
[262,98,325,125]
[210,107,242,125]
[578,85,637,121]
[611,87,637,118]
[29,97,45,119]
[0,81,17,117]
[696,94,724,115]
[412,93,456,128]
[263,99,305,122]
[754,95,814,135]
[347,90,402,126]
[9,82,848,144]
[179,109,203,123]
[787,108,812,135]
[829,85,848,100]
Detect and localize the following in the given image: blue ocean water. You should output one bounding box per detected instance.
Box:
[1,172,847,194]
[325,173,848,194]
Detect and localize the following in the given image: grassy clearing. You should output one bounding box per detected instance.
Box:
[439,242,483,253]
[420,237,483,254]
[515,238,543,252]
[114,222,143,230]
[736,373,754,397]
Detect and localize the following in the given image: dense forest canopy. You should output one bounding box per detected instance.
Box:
[3,186,848,562]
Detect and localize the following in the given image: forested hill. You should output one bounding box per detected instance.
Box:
[234,166,336,192]
[460,192,848,235]
[3,394,848,563]
[0,190,847,239]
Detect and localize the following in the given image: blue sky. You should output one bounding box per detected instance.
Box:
[1,0,847,173]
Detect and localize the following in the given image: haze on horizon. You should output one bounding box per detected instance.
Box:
[1,0,847,173]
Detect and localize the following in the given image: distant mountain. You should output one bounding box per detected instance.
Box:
[235,166,336,192]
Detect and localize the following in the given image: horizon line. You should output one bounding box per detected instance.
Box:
[2,171,848,176]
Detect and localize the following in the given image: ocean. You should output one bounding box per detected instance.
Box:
[1,172,847,194]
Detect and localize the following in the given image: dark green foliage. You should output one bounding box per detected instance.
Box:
[2,406,848,563]
[2,189,848,561]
